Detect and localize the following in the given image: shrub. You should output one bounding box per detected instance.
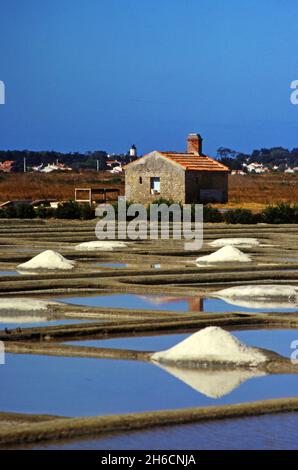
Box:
[16,204,36,219]
[202,205,223,223]
[110,199,136,221]
[2,205,17,218]
[35,205,55,218]
[79,204,95,220]
[262,203,298,224]
[153,198,180,207]
[223,208,257,224]
[56,200,81,219]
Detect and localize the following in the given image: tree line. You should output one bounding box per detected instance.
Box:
[217,146,298,171]
[0,150,108,171]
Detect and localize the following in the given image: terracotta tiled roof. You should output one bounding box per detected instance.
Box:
[159,152,230,172]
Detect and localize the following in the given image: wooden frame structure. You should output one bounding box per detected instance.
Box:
[75,188,120,206]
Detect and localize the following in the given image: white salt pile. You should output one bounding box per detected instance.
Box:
[196,245,251,264]
[209,238,260,248]
[0,299,56,311]
[151,326,267,367]
[155,363,265,398]
[0,314,48,324]
[215,285,298,300]
[17,250,75,271]
[75,241,128,251]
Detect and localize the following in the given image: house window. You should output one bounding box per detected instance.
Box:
[150,177,160,194]
[139,176,142,184]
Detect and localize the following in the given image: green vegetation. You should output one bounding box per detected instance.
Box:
[262,202,298,224]
[56,201,95,220]
[217,146,298,171]
[223,208,260,224]
[0,201,297,223]
[202,205,223,223]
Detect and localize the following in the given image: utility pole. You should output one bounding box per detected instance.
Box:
[23,157,26,173]
[97,160,99,172]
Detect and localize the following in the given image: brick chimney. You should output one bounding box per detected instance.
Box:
[187,133,203,154]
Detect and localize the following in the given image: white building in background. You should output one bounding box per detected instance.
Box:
[246,162,268,174]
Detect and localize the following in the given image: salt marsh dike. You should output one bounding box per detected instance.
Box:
[0,219,297,448]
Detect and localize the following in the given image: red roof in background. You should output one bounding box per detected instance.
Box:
[0,160,14,171]
[159,152,230,172]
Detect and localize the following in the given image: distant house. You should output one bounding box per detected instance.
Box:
[246,162,268,174]
[124,133,230,204]
[0,160,14,172]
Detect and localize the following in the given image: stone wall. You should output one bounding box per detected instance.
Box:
[185,171,228,203]
[125,152,185,204]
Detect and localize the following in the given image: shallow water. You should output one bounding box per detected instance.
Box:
[0,318,101,330]
[275,257,298,263]
[56,293,297,313]
[95,263,184,270]
[31,413,298,450]
[0,271,20,277]
[0,353,297,417]
[95,262,128,269]
[66,329,298,358]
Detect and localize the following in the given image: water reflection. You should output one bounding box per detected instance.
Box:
[155,363,266,398]
[138,295,204,312]
[217,297,298,310]
[57,293,297,313]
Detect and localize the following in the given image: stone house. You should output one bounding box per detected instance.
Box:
[124,133,230,204]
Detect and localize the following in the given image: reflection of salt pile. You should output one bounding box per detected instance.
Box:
[156,363,265,398]
[0,298,57,323]
[209,238,260,248]
[17,250,75,271]
[196,245,251,264]
[215,285,298,310]
[151,327,266,367]
[75,241,128,251]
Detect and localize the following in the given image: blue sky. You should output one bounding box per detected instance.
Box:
[0,0,298,155]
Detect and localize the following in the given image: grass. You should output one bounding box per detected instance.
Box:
[0,172,297,209]
[223,173,298,209]
[0,171,124,203]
